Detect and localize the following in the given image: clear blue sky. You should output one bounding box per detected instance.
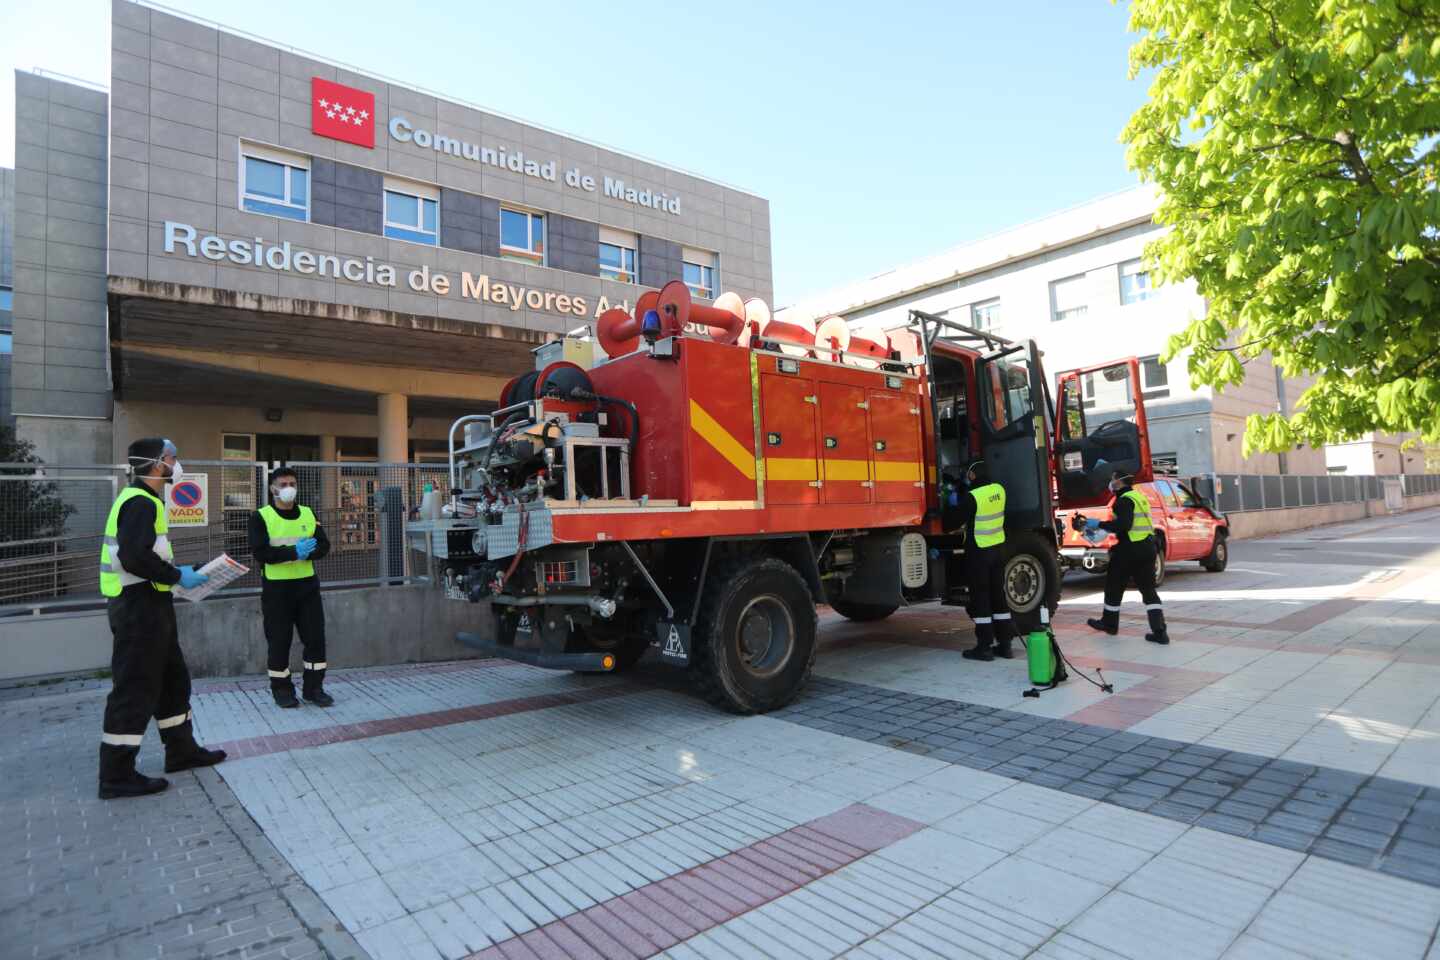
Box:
[1,0,1149,305]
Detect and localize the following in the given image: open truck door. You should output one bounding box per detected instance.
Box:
[975,340,1061,621]
[1052,358,1153,509]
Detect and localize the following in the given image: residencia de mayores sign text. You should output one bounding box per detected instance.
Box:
[163,222,630,320]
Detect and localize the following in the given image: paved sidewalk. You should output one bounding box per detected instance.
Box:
[4,506,1439,959]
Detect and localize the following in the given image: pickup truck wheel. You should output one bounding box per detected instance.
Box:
[830,599,898,622]
[1201,532,1229,572]
[1002,532,1062,620]
[693,557,817,714]
[1152,536,1167,588]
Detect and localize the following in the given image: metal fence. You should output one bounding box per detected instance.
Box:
[0,461,451,612]
[1186,472,1440,514]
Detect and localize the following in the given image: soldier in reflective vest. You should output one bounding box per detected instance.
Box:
[98,437,227,799]
[248,467,332,708]
[1074,470,1170,644]
[954,460,1016,661]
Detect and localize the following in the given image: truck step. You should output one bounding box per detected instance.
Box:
[456,632,617,673]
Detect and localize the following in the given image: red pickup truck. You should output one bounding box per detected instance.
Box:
[1056,477,1229,586]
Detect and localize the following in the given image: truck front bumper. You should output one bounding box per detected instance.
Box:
[456,631,618,672]
[1060,547,1110,572]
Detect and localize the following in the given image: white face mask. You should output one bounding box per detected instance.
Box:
[275,485,298,504]
[167,460,184,484]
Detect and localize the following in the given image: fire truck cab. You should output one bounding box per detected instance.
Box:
[415,287,1154,714]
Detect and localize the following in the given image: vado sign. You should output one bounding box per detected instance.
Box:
[167,474,209,527]
[163,222,633,320]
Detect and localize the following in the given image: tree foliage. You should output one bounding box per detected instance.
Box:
[0,425,75,545]
[1122,0,1440,455]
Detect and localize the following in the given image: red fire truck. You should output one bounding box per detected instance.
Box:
[419,281,1155,713]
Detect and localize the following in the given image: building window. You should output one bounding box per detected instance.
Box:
[0,285,12,311]
[970,298,1000,331]
[1120,259,1154,304]
[383,179,439,245]
[1141,355,1170,400]
[1081,372,1096,410]
[240,144,308,222]
[682,248,718,299]
[1050,274,1088,322]
[599,227,638,283]
[500,207,545,265]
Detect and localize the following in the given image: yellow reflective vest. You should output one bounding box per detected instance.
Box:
[1122,489,1154,542]
[258,505,317,580]
[100,486,173,596]
[969,482,1007,549]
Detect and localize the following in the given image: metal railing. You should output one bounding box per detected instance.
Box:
[1185,472,1440,514]
[0,461,451,613]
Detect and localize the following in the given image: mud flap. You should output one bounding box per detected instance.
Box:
[658,620,690,665]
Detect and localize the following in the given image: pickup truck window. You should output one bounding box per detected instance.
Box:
[1153,480,1182,508]
[1175,482,1202,508]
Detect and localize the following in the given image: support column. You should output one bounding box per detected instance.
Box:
[377,393,408,464]
[319,435,338,516]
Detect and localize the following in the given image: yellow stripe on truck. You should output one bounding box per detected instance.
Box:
[766,457,819,482]
[690,400,756,481]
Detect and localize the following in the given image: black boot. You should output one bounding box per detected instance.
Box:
[993,638,1015,660]
[302,669,334,707]
[272,677,299,709]
[99,744,168,800]
[1145,607,1170,645]
[160,720,227,774]
[962,643,995,662]
[1087,611,1119,636]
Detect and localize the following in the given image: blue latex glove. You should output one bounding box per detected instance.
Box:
[1085,518,1101,530]
[178,565,208,589]
[295,538,318,560]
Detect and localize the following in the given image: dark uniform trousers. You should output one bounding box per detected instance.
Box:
[100,585,200,780]
[1099,537,1168,635]
[264,576,327,694]
[965,546,1015,647]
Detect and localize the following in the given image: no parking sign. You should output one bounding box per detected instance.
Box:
[166,474,209,527]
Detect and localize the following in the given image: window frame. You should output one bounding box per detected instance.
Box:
[970,297,1001,332]
[1119,258,1155,305]
[598,226,639,284]
[238,142,310,223]
[499,206,546,265]
[681,247,718,300]
[382,177,440,246]
[1049,273,1089,323]
[1140,354,1170,400]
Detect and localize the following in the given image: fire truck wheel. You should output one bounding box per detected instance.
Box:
[1002,532,1062,619]
[829,601,892,624]
[693,557,817,715]
[829,600,898,622]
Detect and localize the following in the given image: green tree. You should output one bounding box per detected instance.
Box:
[1122,0,1440,455]
[1,426,77,602]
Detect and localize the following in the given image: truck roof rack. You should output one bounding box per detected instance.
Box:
[909,309,1016,354]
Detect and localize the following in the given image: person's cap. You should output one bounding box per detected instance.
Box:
[127,437,175,464]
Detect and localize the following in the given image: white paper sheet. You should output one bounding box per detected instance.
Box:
[172,552,250,602]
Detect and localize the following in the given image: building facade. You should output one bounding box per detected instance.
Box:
[778,188,1329,478]
[8,0,772,466]
[0,166,13,428]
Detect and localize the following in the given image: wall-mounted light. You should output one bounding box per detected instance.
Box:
[1226,433,1237,442]
[264,408,283,423]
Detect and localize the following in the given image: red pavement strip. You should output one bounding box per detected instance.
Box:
[209,682,637,759]
[464,803,925,960]
[194,659,523,695]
